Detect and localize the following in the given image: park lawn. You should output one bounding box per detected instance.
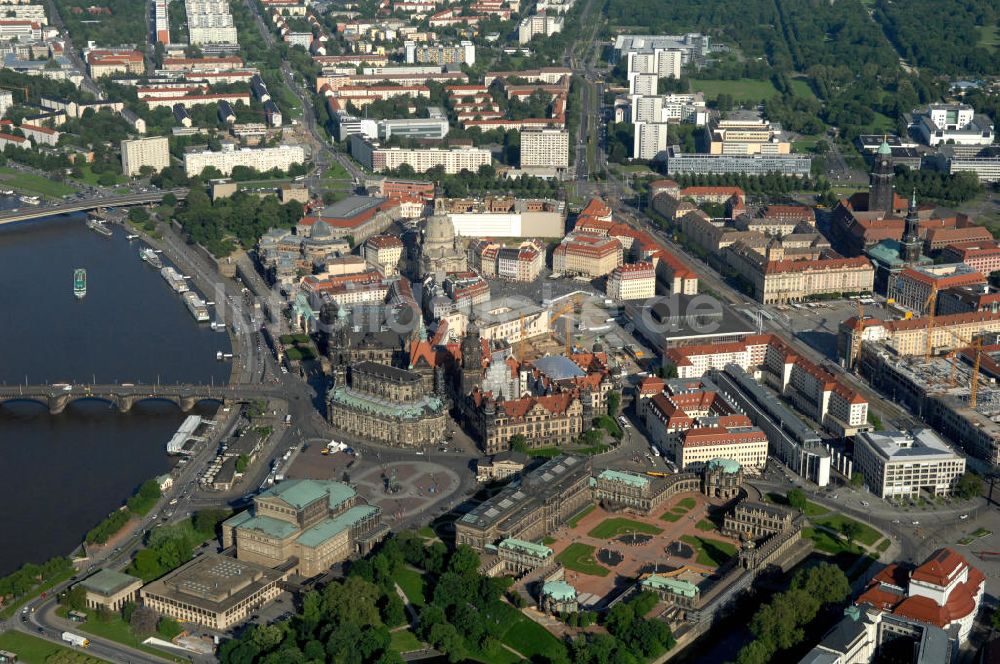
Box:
[502,616,565,660]
[862,111,896,134]
[393,567,426,607]
[556,543,610,577]
[812,515,881,547]
[789,78,818,99]
[877,538,891,553]
[690,78,780,103]
[567,504,596,529]
[0,631,109,663]
[695,519,715,532]
[0,167,76,198]
[415,526,435,539]
[804,501,829,517]
[587,517,663,539]
[978,25,1000,50]
[528,447,562,458]
[0,567,75,619]
[680,535,738,567]
[71,164,126,187]
[660,511,682,522]
[389,629,424,653]
[325,162,352,180]
[542,537,556,545]
[677,497,696,510]
[802,527,860,556]
[55,607,186,662]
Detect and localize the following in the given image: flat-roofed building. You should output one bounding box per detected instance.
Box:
[455,454,592,550]
[77,569,143,612]
[553,233,623,277]
[854,429,965,499]
[140,554,286,630]
[678,425,768,471]
[121,136,170,177]
[890,264,986,314]
[520,128,568,170]
[183,143,304,177]
[607,262,655,301]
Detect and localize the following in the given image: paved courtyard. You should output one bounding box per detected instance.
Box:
[547,492,741,606]
[284,442,462,524]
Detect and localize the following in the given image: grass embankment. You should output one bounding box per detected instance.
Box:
[0,631,109,663]
[55,607,186,662]
[0,167,76,197]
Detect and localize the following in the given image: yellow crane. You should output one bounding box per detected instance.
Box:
[549,295,582,356]
[924,286,938,361]
[970,338,984,408]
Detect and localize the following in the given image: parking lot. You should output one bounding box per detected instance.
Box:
[754,297,897,360]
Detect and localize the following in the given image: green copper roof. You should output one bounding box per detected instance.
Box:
[598,469,650,488]
[78,569,141,597]
[707,458,741,474]
[296,505,378,548]
[259,479,356,510]
[223,510,254,529]
[877,140,892,156]
[641,575,699,598]
[499,538,553,558]
[329,386,445,420]
[541,580,577,601]
[236,515,299,540]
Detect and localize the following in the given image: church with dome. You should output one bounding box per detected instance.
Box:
[419,209,467,280]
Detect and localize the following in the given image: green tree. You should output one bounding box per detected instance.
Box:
[235,454,250,473]
[785,488,807,511]
[59,585,87,611]
[956,472,983,500]
[840,521,863,548]
[429,623,466,663]
[607,391,621,416]
[157,617,183,639]
[447,545,480,576]
[850,472,864,488]
[509,434,528,454]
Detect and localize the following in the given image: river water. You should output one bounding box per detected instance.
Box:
[0,212,231,576]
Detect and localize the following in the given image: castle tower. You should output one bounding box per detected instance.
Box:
[901,191,922,264]
[869,139,894,213]
[461,322,483,395]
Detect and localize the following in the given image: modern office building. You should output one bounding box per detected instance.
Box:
[853,429,965,500]
[912,103,994,147]
[121,137,170,176]
[664,146,811,177]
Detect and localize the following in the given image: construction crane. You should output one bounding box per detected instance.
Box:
[947,350,959,387]
[970,338,984,408]
[549,295,582,356]
[924,286,938,361]
[850,300,865,371]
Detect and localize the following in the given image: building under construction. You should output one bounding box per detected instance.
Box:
[859,342,1000,465]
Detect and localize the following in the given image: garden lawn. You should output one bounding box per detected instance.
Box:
[71,164,126,187]
[978,25,1000,50]
[325,161,352,180]
[556,543,610,577]
[695,519,715,532]
[802,527,860,556]
[689,78,780,102]
[389,630,423,653]
[677,498,696,510]
[393,567,426,607]
[0,631,110,663]
[0,167,76,197]
[567,504,595,528]
[502,616,566,659]
[812,515,881,546]
[789,78,818,99]
[587,518,663,539]
[660,511,682,522]
[415,526,435,539]
[804,501,830,517]
[680,535,738,567]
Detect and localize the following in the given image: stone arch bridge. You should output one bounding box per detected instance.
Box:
[0,383,278,415]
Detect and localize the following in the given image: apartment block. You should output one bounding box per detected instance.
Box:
[183,144,305,177]
[520,128,568,169]
[121,137,170,176]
